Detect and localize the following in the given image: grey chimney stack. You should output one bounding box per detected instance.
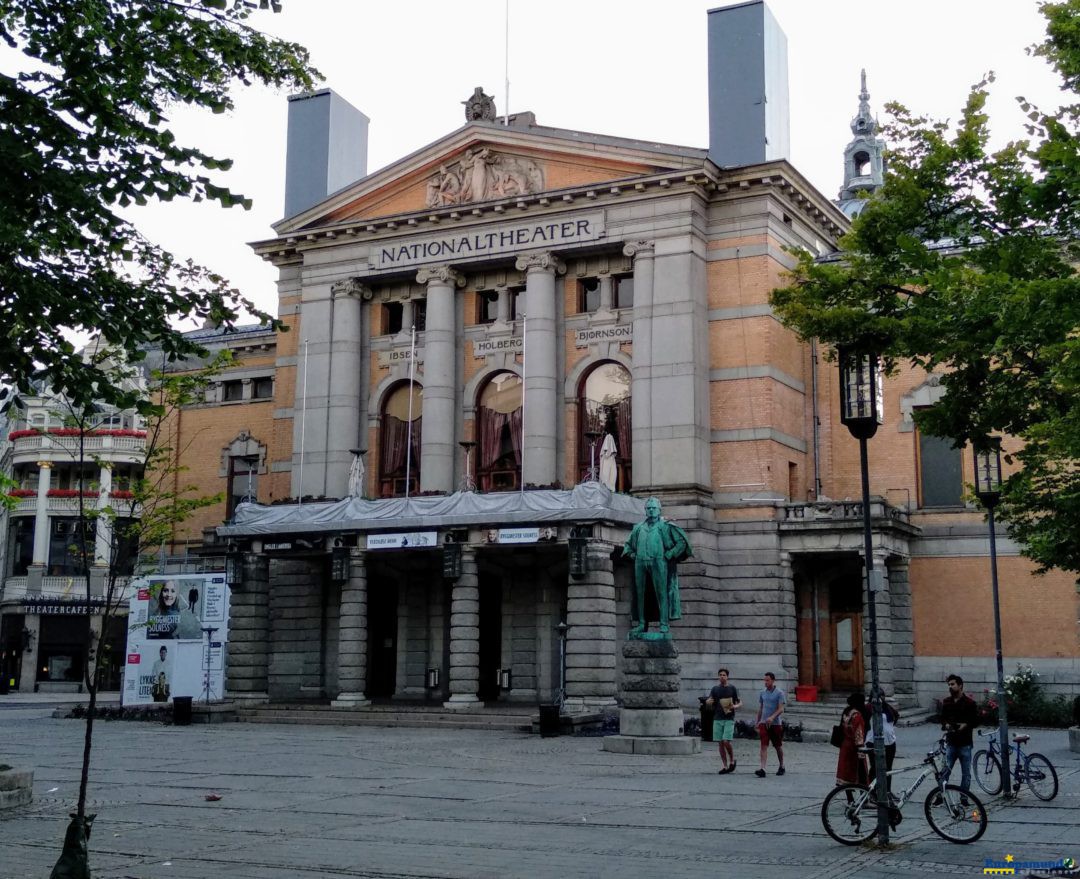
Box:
[707,1,790,168]
[284,89,369,219]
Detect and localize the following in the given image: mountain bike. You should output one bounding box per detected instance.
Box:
[821,737,988,845]
[973,729,1059,800]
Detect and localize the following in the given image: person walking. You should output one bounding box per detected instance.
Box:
[836,692,869,786]
[706,668,741,774]
[755,672,786,777]
[940,674,978,793]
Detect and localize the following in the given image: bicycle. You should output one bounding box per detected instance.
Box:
[973,729,1059,800]
[821,737,988,845]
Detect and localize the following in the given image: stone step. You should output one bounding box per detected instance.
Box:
[235,706,533,731]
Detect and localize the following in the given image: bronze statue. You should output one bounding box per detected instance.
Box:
[622,497,691,638]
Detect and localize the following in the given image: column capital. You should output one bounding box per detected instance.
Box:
[36,461,53,470]
[416,265,465,288]
[623,240,655,259]
[330,277,372,300]
[515,252,566,275]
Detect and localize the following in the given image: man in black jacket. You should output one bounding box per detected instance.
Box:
[940,674,979,792]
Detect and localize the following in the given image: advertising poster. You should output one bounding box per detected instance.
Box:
[122,574,231,707]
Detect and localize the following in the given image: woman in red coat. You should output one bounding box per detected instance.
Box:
[836,692,870,786]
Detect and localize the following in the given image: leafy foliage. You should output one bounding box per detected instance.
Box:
[0,0,318,411]
[770,1,1080,575]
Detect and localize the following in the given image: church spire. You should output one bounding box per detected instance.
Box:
[837,69,885,218]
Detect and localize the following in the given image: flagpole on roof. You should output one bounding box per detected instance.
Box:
[298,338,309,507]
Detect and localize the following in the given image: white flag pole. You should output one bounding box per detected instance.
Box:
[298,338,309,507]
[519,313,526,493]
[404,324,417,499]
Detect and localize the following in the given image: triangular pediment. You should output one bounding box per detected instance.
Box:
[274,120,706,234]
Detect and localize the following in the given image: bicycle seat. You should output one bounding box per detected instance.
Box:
[1012,734,1030,744]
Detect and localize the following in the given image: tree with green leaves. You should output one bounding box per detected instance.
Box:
[0,0,318,415]
[771,0,1080,576]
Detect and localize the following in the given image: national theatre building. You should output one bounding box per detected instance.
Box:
[175,1,1075,712]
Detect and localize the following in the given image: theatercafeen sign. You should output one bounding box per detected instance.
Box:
[371,213,604,271]
[22,598,107,615]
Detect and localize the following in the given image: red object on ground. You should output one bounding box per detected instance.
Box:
[794,684,819,703]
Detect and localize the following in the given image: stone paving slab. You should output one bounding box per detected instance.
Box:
[0,707,1077,879]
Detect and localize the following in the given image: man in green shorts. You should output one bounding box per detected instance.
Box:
[706,668,742,773]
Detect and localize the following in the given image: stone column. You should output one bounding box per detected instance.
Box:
[624,242,655,487]
[416,266,464,494]
[19,615,40,692]
[444,546,481,708]
[31,462,52,568]
[326,278,367,497]
[597,273,615,312]
[886,556,914,696]
[224,553,270,702]
[515,252,565,486]
[564,540,617,712]
[94,465,112,566]
[332,549,370,707]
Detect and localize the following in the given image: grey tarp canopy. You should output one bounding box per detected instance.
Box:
[218,481,647,538]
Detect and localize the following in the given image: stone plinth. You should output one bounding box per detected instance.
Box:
[0,768,33,809]
[602,640,700,756]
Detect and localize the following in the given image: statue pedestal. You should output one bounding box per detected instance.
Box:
[601,639,700,756]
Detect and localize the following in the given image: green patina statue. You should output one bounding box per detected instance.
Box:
[622,497,692,639]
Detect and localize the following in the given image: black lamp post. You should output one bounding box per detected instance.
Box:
[974,440,1012,796]
[838,346,890,844]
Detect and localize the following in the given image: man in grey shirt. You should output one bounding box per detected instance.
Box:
[755,672,786,777]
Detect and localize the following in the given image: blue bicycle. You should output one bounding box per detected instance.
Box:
[973,729,1058,800]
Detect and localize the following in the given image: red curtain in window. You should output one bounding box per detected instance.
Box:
[381,416,422,476]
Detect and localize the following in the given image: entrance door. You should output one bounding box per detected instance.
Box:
[367,580,398,699]
[831,612,864,690]
[478,574,502,702]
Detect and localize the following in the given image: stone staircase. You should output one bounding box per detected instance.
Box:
[779,693,935,742]
[234,701,542,732]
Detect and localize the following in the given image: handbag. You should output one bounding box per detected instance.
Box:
[830,722,845,748]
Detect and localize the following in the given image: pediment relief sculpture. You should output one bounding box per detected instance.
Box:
[425,148,545,208]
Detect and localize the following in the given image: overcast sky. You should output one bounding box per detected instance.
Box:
[126,0,1064,318]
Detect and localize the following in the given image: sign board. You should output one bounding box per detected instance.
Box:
[376,347,424,368]
[574,324,633,347]
[367,531,437,550]
[487,527,557,544]
[21,598,107,615]
[473,336,523,357]
[122,574,231,706]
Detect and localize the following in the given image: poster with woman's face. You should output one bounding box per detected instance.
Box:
[146,577,205,640]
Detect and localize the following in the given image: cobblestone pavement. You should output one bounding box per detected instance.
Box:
[1,704,1077,878]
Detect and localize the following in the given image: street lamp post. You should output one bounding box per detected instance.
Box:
[838,346,890,844]
[974,440,1012,796]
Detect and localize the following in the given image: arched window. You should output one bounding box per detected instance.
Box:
[477,372,522,491]
[578,362,631,490]
[379,383,422,497]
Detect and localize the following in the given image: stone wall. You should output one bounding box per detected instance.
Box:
[268,558,327,700]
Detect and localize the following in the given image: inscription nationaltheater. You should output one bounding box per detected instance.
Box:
[372,214,604,270]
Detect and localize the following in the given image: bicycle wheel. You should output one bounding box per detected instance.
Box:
[822,784,877,845]
[1023,753,1059,801]
[924,784,987,844]
[973,749,1002,796]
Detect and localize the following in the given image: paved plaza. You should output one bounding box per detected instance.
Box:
[1,698,1077,879]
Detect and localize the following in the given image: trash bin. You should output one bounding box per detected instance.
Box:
[538,704,561,738]
[699,697,714,742]
[172,696,193,726]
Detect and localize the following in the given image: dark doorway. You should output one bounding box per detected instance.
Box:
[478,574,502,702]
[1,614,25,691]
[367,579,398,699]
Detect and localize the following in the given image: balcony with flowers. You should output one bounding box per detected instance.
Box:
[8,427,148,466]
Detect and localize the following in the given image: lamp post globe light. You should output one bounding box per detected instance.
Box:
[837,346,890,843]
[974,440,1012,796]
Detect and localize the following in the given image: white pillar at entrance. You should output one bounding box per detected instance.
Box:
[445,546,481,708]
[515,252,564,486]
[332,549,370,707]
[94,465,112,566]
[31,462,52,568]
[624,242,655,487]
[416,265,463,494]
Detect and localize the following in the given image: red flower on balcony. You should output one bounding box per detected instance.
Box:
[8,428,147,441]
[6,488,37,498]
[46,489,100,498]
[109,490,134,499]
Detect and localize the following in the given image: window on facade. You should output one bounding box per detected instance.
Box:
[252,377,273,400]
[579,278,601,313]
[578,362,632,490]
[222,381,244,402]
[227,456,259,520]
[383,302,404,335]
[111,517,138,576]
[614,275,634,310]
[918,431,963,507]
[413,298,427,333]
[509,286,523,320]
[477,290,499,324]
[854,150,871,176]
[48,518,94,576]
[379,383,422,497]
[7,517,33,577]
[477,372,522,491]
